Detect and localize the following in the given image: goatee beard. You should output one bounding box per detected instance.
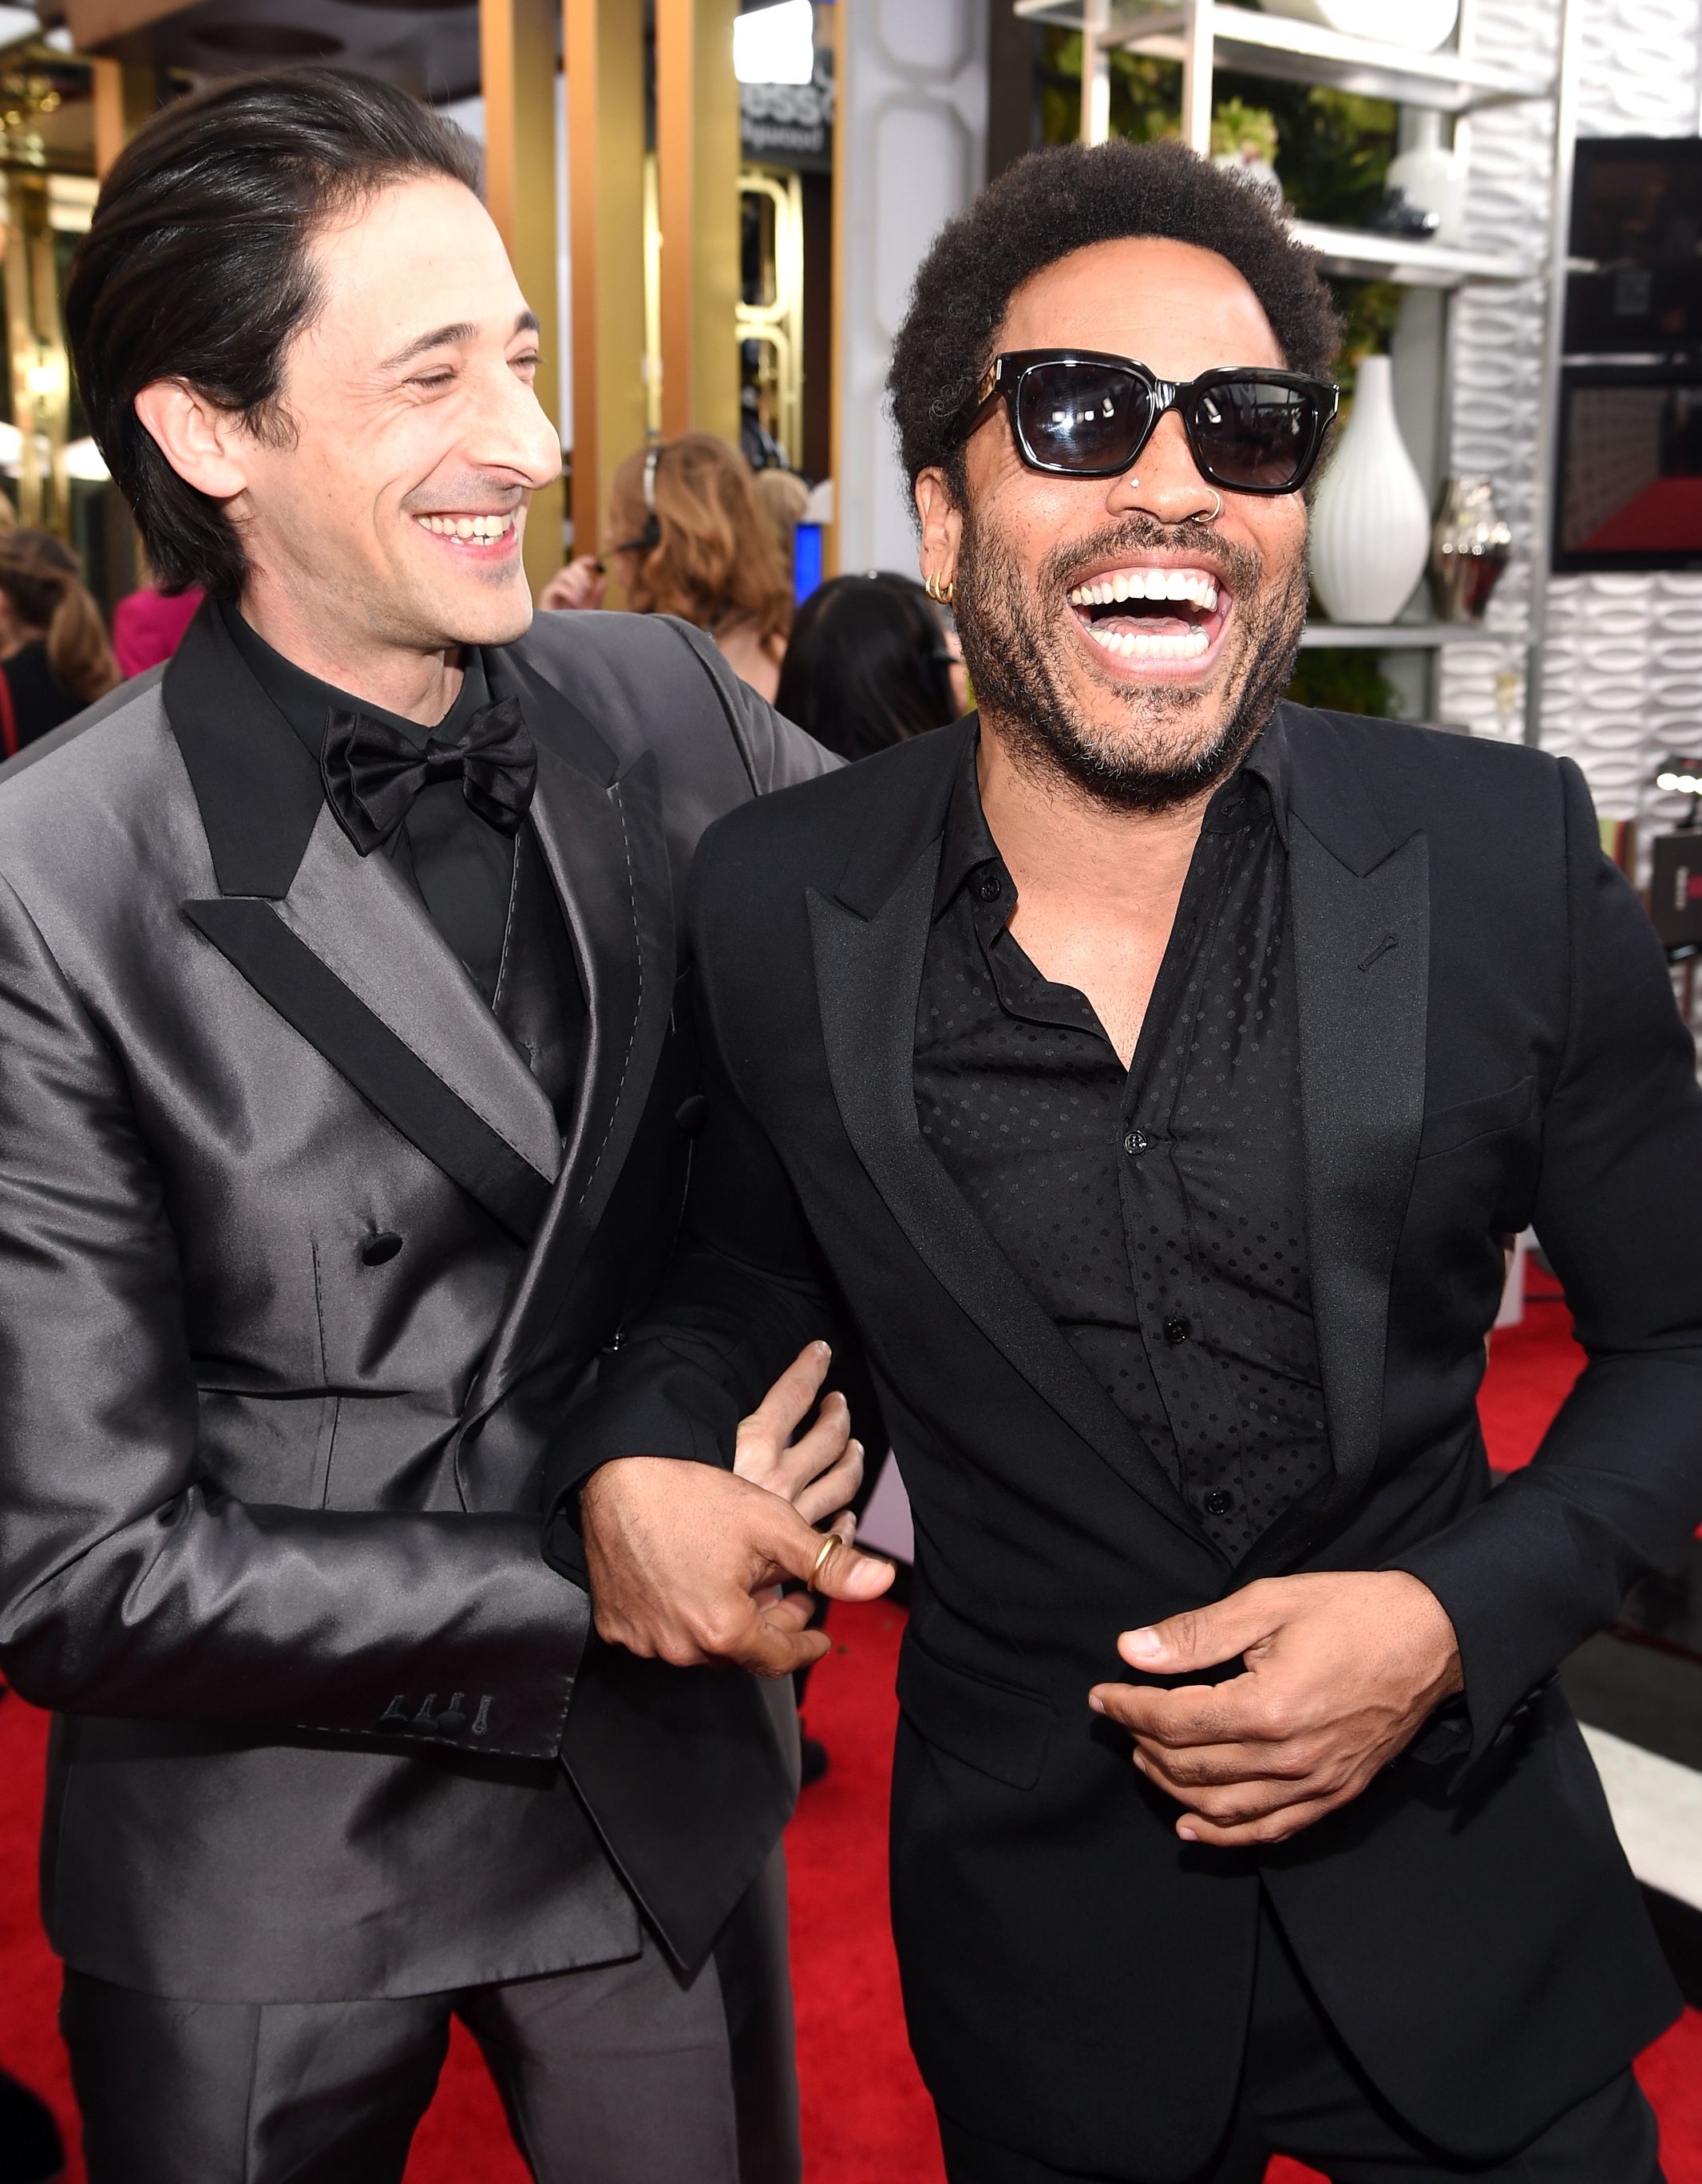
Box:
[953,507,1308,814]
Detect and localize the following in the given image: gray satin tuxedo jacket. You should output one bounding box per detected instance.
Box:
[0,601,831,2003]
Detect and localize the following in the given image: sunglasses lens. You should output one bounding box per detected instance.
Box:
[1191,379,1320,490]
[1015,362,1151,473]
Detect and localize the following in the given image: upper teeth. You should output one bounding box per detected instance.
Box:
[1067,567,1218,610]
[417,513,515,541]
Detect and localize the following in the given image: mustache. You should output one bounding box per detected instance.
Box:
[400,476,529,515]
[1035,516,1263,599]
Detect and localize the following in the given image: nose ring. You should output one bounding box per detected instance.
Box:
[1201,489,1224,524]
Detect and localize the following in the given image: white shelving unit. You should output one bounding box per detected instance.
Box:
[1011,0,1581,726]
[1296,620,1529,650]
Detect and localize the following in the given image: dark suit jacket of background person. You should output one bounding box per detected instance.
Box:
[0,599,833,2008]
[556,706,1702,2183]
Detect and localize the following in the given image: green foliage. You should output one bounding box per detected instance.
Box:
[1283,645,1399,718]
[1210,98,1279,165]
[1221,74,1396,229]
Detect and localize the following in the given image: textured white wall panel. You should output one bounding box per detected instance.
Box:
[837,0,988,576]
[1440,0,1702,892]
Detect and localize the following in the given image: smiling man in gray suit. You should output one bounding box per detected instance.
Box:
[0,69,881,2184]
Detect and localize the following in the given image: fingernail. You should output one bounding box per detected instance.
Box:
[1122,1628,1165,1661]
[1132,1752,1146,1774]
[1178,1825,1198,1842]
[812,1341,831,1358]
[1088,1694,1106,1715]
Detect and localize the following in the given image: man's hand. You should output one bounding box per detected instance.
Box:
[580,1343,893,1678]
[1089,1571,1463,1848]
[539,555,607,611]
[733,1339,867,1525]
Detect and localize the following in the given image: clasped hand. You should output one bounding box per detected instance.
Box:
[580,1341,894,1679]
[1090,1570,1464,1847]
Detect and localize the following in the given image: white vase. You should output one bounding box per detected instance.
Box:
[1384,110,1468,245]
[1258,0,1459,50]
[1308,354,1431,626]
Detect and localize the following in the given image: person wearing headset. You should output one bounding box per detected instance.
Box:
[539,435,793,700]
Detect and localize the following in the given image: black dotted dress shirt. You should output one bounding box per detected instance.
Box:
[221,602,585,1124]
[913,727,1331,1561]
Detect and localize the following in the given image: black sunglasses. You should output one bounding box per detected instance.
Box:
[957,350,1340,497]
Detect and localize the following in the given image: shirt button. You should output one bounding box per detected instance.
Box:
[1203,1489,1236,1519]
[1163,1315,1190,1344]
[975,872,1002,903]
[1122,1129,1150,1157]
[361,1231,403,1267]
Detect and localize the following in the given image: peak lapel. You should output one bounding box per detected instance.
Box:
[460,654,678,1446]
[809,741,1196,1537]
[271,806,562,1184]
[169,599,561,1242]
[1284,710,1430,1516]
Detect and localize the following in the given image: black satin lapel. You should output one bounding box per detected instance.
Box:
[1290,816,1430,1510]
[462,742,676,1442]
[184,899,551,1245]
[809,859,1194,1533]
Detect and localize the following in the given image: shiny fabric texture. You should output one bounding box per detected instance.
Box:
[0,603,833,2004]
[62,1844,802,2184]
[320,692,537,854]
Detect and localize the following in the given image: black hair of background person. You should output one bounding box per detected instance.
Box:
[63,69,480,600]
[887,136,1340,500]
[774,574,960,762]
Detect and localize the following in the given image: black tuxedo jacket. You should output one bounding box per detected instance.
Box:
[561,706,1702,2179]
[0,601,831,2002]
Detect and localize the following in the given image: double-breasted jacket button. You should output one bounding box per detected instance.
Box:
[361,1231,403,1267]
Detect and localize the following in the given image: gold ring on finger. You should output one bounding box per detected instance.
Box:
[809,1530,847,1592]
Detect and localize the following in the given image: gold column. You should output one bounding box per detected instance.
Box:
[481,0,565,599]
[655,0,741,444]
[90,57,155,179]
[3,175,69,535]
[564,0,646,564]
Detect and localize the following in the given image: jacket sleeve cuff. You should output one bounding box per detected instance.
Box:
[1385,1484,1602,1772]
[295,1533,592,1764]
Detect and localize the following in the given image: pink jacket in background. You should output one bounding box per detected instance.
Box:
[112,587,204,680]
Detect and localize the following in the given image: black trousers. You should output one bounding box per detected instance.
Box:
[62,1850,798,2184]
[939,1896,1664,2184]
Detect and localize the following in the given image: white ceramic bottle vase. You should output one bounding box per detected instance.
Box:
[1308,354,1432,627]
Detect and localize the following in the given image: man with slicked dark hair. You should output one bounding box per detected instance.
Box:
[0,68,887,2182]
[556,139,1702,2182]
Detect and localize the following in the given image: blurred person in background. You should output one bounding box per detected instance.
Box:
[539,433,792,700]
[112,562,204,679]
[750,465,809,592]
[775,572,964,761]
[0,530,118,753]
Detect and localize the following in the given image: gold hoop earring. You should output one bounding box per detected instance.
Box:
[925,571,955,604]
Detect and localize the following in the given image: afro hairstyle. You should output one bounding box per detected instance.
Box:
[888,136,1341,503]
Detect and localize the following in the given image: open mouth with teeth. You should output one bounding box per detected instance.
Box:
[414,511,519,550]
[1067,563,1229,670]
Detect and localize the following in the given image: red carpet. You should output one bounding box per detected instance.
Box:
[3,1284,1699,2182]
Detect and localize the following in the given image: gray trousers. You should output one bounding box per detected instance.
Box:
[61,1850,799,2184]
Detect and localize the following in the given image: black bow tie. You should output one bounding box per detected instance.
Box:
[320,693,536,857]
